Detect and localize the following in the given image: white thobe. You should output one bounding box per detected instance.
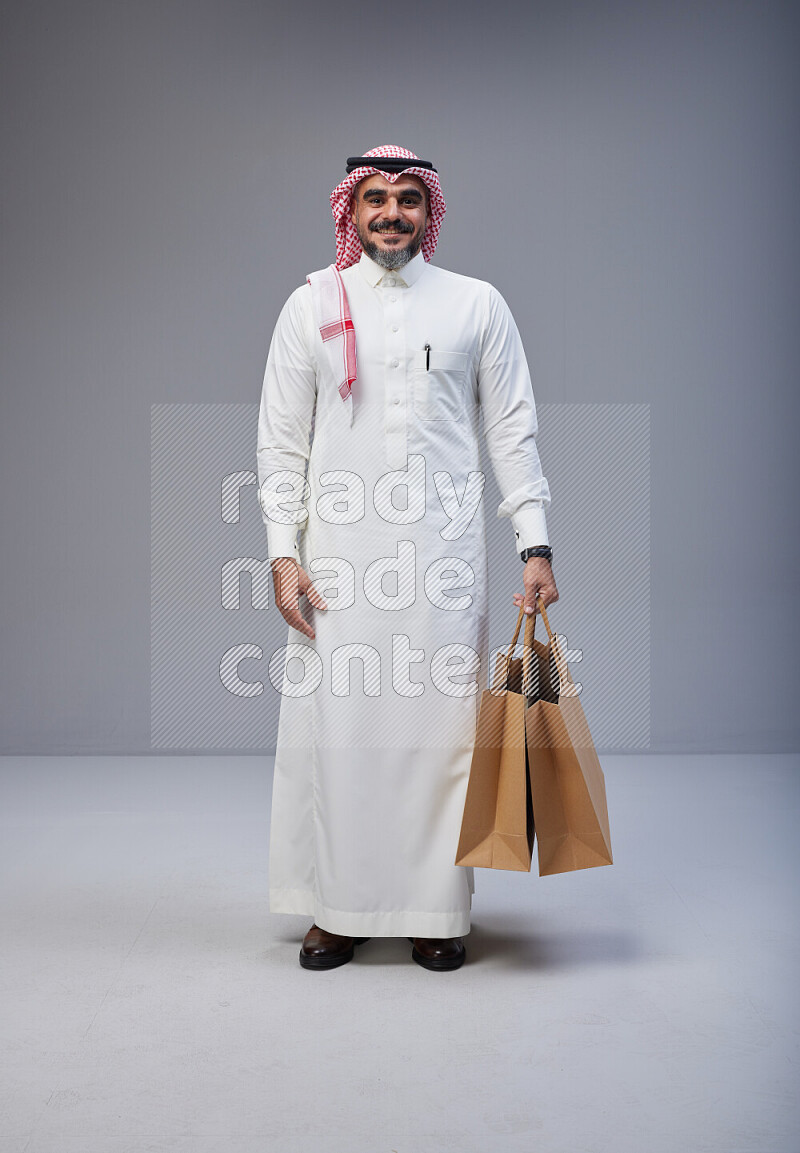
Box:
[257,249,550,938]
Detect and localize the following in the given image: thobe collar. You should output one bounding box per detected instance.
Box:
[356,249,426,288]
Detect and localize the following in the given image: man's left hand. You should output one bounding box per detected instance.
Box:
[512,558,559,615]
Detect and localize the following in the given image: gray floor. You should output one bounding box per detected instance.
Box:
[0,754,798,1153]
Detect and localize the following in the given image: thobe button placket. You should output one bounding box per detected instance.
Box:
[380,276,407,469]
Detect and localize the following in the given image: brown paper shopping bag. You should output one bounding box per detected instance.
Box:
[455,604,536,871]
[524,597,613,876]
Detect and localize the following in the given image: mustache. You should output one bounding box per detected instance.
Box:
[369,220,415,234]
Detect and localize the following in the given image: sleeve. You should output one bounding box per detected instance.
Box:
[476,284,551,553]
[256,284,318,564]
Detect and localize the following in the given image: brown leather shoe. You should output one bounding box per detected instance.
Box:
[408,936,466,971]
[299,923,370,970]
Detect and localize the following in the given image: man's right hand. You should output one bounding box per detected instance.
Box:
[270,557,327,640]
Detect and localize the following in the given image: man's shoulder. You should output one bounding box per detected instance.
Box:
[279,279,313,315]
[304,263,336,284]
[424,262,486,284]
[423,262,500,299]
[272,279,313,340]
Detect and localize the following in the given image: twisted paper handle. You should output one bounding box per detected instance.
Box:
[492,602,537,693]
[493,596,570,698]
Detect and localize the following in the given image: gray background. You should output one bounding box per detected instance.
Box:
[1,0,797,754]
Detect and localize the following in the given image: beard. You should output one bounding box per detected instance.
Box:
[359,219,426,270]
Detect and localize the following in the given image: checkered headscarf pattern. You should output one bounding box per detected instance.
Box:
[306,264,357,407]
[330,145,446,271]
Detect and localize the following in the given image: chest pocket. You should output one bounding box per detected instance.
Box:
[412,349,468,421]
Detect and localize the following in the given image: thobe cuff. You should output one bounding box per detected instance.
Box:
[510,504,550,552]
[266,521,302,564]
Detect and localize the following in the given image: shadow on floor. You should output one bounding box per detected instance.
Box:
[268,917,641,971]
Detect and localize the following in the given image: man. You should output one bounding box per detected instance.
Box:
[257,145,558,972]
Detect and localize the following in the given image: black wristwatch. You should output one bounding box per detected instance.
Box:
[520,546,553,564]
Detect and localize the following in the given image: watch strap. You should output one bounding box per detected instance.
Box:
[520,546,553,564]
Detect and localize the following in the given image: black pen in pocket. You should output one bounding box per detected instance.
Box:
[424,343,431,371]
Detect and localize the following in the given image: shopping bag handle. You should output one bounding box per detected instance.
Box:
[495,599,571,693]
[505,602,526,660]
[521,607,537,696]
[520,597,570,695]
[534,594,571,687]
[493,603,538,692]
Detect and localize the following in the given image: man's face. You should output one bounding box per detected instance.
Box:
[350,173,429,270]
